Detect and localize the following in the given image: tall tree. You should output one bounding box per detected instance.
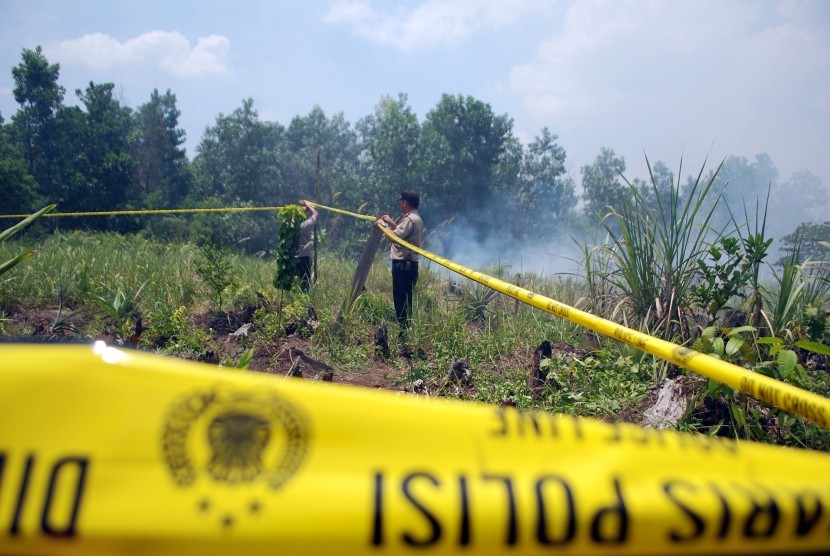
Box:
[74,82,135,219]
[9,46,72,206]
[419,94,514,237]
[193,98,283,205]
[769,169,827,241]
[516,127,576,239]
[580,147,627,222]
[190,99,284,252]
[356,94,421,213]
[776,221,830,268]
[283,105,358,207]
[131,89,191,209]
[686,153,779,230]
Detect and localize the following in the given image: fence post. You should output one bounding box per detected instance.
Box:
[332,224,383,334]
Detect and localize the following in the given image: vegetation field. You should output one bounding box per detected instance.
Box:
[2,206,829,453]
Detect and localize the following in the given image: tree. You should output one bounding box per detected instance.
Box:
[515,127,576,239]
[632,160,674,215]
[686,153,779,230]
[419,94,514,240]
[9,46,71,206]
[283,105,359,207]
[131,89,192,209]
[74,82,135,220]
[191,99,287,252]
[356,94,421,213]
[777,221,830,268]
[0,117,41,215]
[580,147,627,222]
[769,169,827,241]
[193,98,283,205]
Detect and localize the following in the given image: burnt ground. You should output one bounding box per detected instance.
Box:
[1,302,700,428]
[1,304,417,392]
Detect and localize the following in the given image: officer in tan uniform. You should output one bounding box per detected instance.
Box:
[378,189,425,333]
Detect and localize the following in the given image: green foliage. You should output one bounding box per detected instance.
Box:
[691,232,771,325]
[777,222,830,268]
[0,124,41,214]
[90,281,146,338]
[691,237,746,321]
[234,347,255,370]
[514,127,577,240]
[274,205,306,291]
[462,283,498,323]
[580,147,627,223]
[141,304,209,354]
[420,94,514,231]
[193,243,237,310]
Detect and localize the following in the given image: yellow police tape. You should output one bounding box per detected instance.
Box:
[0,206,285,219]
[307,201,376,222]
[1,343,828,555]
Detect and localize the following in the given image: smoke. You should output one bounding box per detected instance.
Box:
[422,213,584,284]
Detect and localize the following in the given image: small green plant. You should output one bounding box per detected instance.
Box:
[691,237,749,325]
[142,304,209,354]
[49,272,84,335]
[692,325,758,366]
[194,243,237,309]
[90,281,147,338]
[235,347,255,370]
[462,283,498,323]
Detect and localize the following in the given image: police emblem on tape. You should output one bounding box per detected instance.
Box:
[162,388,311,490]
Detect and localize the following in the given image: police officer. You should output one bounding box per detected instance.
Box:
[378,189,424,333]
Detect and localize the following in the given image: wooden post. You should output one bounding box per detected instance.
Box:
[332,224,383,334]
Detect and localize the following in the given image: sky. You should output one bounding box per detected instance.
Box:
[1,0,829,201]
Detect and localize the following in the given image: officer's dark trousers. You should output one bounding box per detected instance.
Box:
[296,256,312,292]
[392,260,418,329]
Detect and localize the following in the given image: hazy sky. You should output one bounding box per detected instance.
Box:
[1,0,829,193]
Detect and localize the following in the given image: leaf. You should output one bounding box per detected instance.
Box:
[729,403,746,430]
[725,325,757,337]
[712,337,725,357]
[725,337,744,358]
[236,348,255,370]
[701,326,718,342]
[0,204,56,243]
[0,251,34,275]
[777,349,798,381]
[794,339,830,356]
[754,362,776,377]
[755,336,783,346]
[705,378,722,397]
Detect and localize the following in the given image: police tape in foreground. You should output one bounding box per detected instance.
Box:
[1,344,829,556]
